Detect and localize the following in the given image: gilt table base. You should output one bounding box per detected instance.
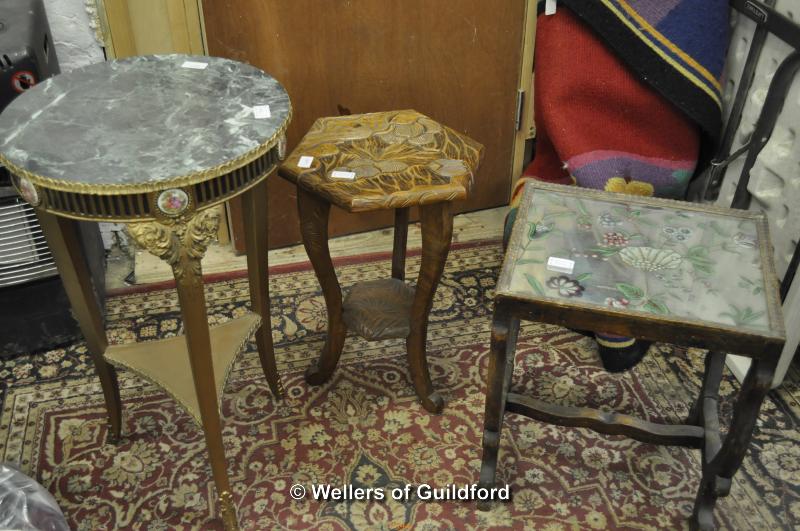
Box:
[0,54,292,531]
[37,181,282,531]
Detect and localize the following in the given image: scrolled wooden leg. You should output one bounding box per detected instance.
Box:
[406,202,453,414]
[36,211,123,443]
[297,187,346,385]
[242,179,283,399]
[690,357,777,531]
[478,305,518,511]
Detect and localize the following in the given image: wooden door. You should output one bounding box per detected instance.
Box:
[100,0,205,58]
[202,0,528,249]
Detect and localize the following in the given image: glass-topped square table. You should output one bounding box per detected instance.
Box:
[479,182,785,530]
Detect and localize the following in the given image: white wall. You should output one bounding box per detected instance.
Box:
[718,0,800,386]
[43,0,104,71]
[43,0,125,250]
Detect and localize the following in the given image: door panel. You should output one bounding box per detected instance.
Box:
[202,0,526,248]
[102,0,205,57]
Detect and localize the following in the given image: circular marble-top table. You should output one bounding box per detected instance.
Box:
[0,55,291,530]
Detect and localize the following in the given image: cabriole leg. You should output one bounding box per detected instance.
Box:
[242,179,283,399]
[36,211,123,443]
[297,187,346,385]
[406,202,453,413]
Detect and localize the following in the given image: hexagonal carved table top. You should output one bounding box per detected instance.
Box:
[279,110,484,212]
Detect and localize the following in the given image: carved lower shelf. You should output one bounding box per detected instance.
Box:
[104,313,261,425]
[343,278,415,340]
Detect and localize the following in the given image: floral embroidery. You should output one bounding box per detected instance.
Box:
[598,212,622,227]
[547,275,585,297]
[170,483,204,509]
[663,226,693,242]
[604,297,630,308]
[619,247,682,272]
[604,176,655,196]
[508,189,773,330]
[602,231,629,247]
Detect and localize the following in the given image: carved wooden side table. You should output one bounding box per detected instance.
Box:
[279,110,483,413]
[0,55,292,530]
[479,182,786,529]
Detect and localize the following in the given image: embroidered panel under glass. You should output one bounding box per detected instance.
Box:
[501,187,774,333]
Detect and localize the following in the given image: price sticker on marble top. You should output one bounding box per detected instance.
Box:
[297,156,314,168]
[252,105,271,119]
[181,60,208,70]
[330,170,356,180]
[546,256,575,275]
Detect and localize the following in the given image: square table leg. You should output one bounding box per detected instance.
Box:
[297,187,347,385]
[477,303,519,510]
[690,356,777,530]
[35,211,123,443]
[241,178,283,399]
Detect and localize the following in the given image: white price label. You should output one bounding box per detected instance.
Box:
[330,170,356,180]
[253,105,271,118]
[545,0,557,15]
[546,256,575,275]
[181,61,208,70]
[297,156,314,168]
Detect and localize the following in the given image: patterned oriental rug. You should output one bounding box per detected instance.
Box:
[0,241,798,530]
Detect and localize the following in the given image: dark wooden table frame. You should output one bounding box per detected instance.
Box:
[297,187,452,414]
[478,182,786,530]
[479,300,780,529]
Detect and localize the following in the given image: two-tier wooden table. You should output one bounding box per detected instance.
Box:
[279,110,483,413]
[0,55,291,530]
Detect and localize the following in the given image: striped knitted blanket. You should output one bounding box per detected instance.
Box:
[558,0,729,139]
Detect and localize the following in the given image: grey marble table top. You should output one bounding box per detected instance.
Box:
[0,54,291,193]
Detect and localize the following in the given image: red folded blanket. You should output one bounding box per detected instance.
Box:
[511,6,708,204]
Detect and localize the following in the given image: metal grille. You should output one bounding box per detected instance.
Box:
[34,145,278,221]
[193,147,277,206]
[42,187,151,219]
[0,196,56,286]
